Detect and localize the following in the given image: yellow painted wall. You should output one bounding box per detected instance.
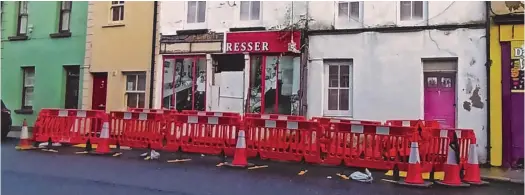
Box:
[83,2,155,112]
[489,23,524,166]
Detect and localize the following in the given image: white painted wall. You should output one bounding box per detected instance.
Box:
[159,1,308,35]
[308,29,487,163]
[308,1,485,30]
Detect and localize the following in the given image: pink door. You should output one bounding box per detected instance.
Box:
[424,73,456,128]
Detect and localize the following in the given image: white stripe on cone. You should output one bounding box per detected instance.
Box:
[236,130,246,149]
[446,145,458,165]
[20,123,29,139]
[408,142,420,164]
[100,122,110,139]
[468,144,478,164]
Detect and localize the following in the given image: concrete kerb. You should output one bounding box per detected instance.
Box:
[480,176,524,184]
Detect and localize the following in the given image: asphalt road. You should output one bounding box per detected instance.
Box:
[2,138,523,195]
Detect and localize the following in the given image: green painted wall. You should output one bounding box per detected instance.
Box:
[1,1,88,127]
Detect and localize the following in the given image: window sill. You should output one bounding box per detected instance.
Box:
[102,23,125,28]
[14,109,34,115]
[8,35,28,41]
[49,32,72,38]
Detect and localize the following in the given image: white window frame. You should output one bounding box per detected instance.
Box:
[239,1,261,21]
[397,1,427,26]
[336,1,363,24]
[185,1,207,29]
[323,60,353,117]
[110,1,125,23]
[22,67,35,109]
[125,73,147,108]
[58,1,72,32]
[17,1,28,36]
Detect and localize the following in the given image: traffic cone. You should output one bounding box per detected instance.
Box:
[397,142,432,187]
[224,129,254,168]
[94,121,112,155]
[16,119,34,150]
[436,145,470,187]
[463,144,489,185]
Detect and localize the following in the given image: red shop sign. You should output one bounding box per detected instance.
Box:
[225,31,301,54]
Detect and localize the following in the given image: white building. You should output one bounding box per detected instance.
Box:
[307,1,488,163]
[154,1,308,115]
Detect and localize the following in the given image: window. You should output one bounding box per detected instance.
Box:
[110,1,124,22]
[22,67,35,109]
[324,61,352,116]
[338,1,360,21]
[125,73,146,108]
[240,1,260,21]
[162,57,207,111]
[400,1,424,21]
[187,1,206,23]
[17,1,28,36]
[59,1,72,32]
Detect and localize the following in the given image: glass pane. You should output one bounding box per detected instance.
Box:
[264,56,278,114]
[163,59,175,109]
[120,6,125,20]
[339,65,350,87]
[251,1,260,20]
[338,2,349,17]
[19,16,27,34]
[138,93,145,108]
[193,58,206,111]
[61,12,70,31]
[339,89,349,110]
[240,1,250,20]
[24,87,34,107]
[400,1,411,20]
[176,58,194,111]
[427,77,438,87]
[249,56,263,113]
[112,7,120,21]
[138,74,146,91]
[187,1,196,23]
[19,2,27,13]
[126,75,137,91]
[328,89,338,110]
[62,1,72,10]
[119,1,124,4]
[441,77,452,88]
[328,65,339,87]
[412,1,423,19]
[350,2,360,19]
[197,1,206,23]
[24,68,34,86]
[127,93,137,108]
[111,1,118,4]
[277,56,300,115]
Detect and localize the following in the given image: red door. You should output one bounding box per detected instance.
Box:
[91,73,108,111]
[424,72,456,128]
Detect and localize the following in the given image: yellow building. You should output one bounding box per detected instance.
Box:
[489,1,524,167]
[82,1,158,112]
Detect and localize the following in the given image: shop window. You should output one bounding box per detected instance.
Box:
[21,67,35,109]
[125,72,146,108]
[162,57,206,111]
[248,55,301,115]
[323,60,352,117]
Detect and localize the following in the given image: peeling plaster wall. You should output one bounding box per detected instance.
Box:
[308,29,488,163]
[159,1,308,35]
[308,1,485,30]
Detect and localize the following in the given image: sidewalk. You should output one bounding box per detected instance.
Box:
[481,167,524,184]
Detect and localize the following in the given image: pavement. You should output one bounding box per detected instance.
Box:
[2,136,524,195]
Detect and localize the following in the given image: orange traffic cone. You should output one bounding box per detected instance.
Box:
[94,121,112,154]
[436,145,469,187]
[16,119,34,150]
[397,142,432,187]
[224,129,254,168]
[463,144,489,185]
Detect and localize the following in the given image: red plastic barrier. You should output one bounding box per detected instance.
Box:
[244,117,320,162]
[421,127,476,172]
[171,114,241,156]
[129,108,178,115]
[109,111,165,150]
[182,110,240,117]
[33,109,106,145]
[244,113,306,121]
[384,119,440,128]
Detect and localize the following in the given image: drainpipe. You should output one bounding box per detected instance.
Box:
[484,1,491,165]
[149,1,159,108]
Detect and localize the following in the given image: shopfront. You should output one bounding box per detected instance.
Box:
[220,31,302,115]
[159,32,223,111]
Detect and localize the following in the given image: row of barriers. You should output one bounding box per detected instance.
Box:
[32,108,477,173]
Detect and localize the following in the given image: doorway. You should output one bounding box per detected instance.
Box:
[91,73,108,111]
[213,54,245,113]
[423,59,457,128]
[64,66,80,109]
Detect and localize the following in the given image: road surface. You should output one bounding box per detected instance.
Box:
[2,138,523,195]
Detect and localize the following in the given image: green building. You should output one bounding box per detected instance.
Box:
[1,1,88,127]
